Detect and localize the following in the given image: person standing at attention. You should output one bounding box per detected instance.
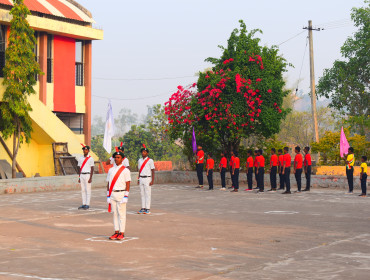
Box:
[268,148,278,192]
[195,145,205,189]
[303,146,312,191]
[245,150,254,191]
[278,149,284,190]
[106,142,130,169]
[229,151,235,189]
[345,147,355,194]
[231,152,240,192]
[137,144,155,214]
[206,153,214,190]
[219,152,227,190]
[282,147,292,194]
[256,149,265,193]
[359,156,367,197]
[78,144,95,210]
[293,146,303,193]
[253,150,259,190]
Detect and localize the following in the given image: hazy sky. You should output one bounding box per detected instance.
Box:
[76,0,363,119]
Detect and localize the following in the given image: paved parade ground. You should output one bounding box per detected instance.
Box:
[0,184,369,280]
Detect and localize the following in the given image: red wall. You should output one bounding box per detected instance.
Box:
[53,35,76,113]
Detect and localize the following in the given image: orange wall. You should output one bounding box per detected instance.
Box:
[53,35,76,113]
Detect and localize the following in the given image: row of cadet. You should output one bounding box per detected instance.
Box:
[194,145,368,196]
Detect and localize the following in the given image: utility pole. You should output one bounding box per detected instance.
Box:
[303,20,320,143]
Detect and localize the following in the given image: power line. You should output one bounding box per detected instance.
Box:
[277,30,306,46]
[296,36,309,94]
[93,75,195,81]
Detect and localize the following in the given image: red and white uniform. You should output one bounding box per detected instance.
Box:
[78,154,94,206]
[138,157,155,210]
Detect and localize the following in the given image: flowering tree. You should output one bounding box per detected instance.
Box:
[165,21,290,158]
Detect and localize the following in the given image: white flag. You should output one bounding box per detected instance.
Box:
[103,101,115,153]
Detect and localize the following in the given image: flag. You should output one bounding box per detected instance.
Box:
[340,127,350,158]
[103,101,115,153]
[192,127,197,154]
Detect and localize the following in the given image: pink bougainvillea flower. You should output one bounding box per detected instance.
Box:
[268,89,272,93]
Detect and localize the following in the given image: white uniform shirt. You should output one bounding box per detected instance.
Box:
[110,156,130,168]
[78,155,95,173]
[138,157,155,176]
[106,164,131,191]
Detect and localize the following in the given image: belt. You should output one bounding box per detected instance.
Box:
[81,172,90,174]
[113,190,125,192]
[140,176,151,178]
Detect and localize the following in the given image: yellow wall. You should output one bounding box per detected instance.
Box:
[75,86,86,113]
[316,166,362,176]
[46,83,54,111]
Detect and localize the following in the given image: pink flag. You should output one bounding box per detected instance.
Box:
[340,127,350,158]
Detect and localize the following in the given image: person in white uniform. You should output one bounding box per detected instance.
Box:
[106,150,131,240]
[77,145,95,210]
[137,144,155,215]
[105,143,130,169]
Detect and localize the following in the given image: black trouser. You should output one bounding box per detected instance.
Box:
[230,168,235,187]
[361,173,367,194]
[279,171,285,190]
[247,167,253,189]
[295,168,302,191]
[221,167,226,188]
[305,165,311,190]
[258,167,265,191]
[270,166,277,189]
[196,164,204,186]
[234,168,240,189]
[284,167,291,192]
[254,168,258,187]
[346,168,354,192]
[207,170,213,189]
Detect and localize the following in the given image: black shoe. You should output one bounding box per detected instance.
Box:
[206,188,214,191]
[278,188,284,190]
[282,191,291,194]
[267,189,276,192]
[85,205,90,210]
[230,189,238,192]
[295,190,301,193]
[253,187,259,190]
[78,205,86,210]
[257,190,264,193]
[302,189,310,192]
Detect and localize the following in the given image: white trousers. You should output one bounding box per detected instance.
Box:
[110,192,127,233]
[80,174,91,205]
[140,177,152,209]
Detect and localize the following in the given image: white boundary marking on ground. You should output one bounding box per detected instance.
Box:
[85,236,139,244]
[0,271,65,280]
[264,211,299,215]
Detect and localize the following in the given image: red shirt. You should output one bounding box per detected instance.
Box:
[294,154,303,169]
[233,157,240,169]
[278,155,284,166]
[256,155,265,168]
[254,156,258,168]
[270,154,278,167]
[304,154,312,166]
[219,157,227,168]
[206,158,214,169]
[246,156,254,168]
[196,150,204,164]
[230,156,235,167]
[283,153,291,167]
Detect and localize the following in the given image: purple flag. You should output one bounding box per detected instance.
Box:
[340,127,350,158]
[192,127,197,154]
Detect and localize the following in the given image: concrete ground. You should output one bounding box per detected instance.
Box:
[0,183,369,280]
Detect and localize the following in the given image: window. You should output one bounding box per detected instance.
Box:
[75,40,83,86]
[47,34,53,83]
[0,25,6,78]
[54,112,84,134]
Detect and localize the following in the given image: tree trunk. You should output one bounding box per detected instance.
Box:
[11,124,21,179]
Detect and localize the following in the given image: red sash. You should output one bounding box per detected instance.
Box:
[79,156,91,176]
[138,157,150,178]
[108,165,126,212]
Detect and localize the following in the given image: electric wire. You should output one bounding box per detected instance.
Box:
[277,30,306,46]
[295,36,309,94]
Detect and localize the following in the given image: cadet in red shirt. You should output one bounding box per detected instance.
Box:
[231,152,240,192]
[268,148,278,191]
[195,145,204,188]
[253,150,259,189]
[219,152,227,190]
[282,147,292,194]
[278,149,285,190]
[303,146,312,191]
[206,153,214,190]
[256,149,265,193]
[229,151,235,189]
[294,146,303,192]
[245,150,254,191]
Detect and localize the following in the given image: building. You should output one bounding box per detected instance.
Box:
[0,0,103,177]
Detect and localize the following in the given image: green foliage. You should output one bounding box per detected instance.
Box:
[91,135,110,162]
[317,1,370,136]
[311,128,369,166]
[0,0,42,177]
[166,20,290,160]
